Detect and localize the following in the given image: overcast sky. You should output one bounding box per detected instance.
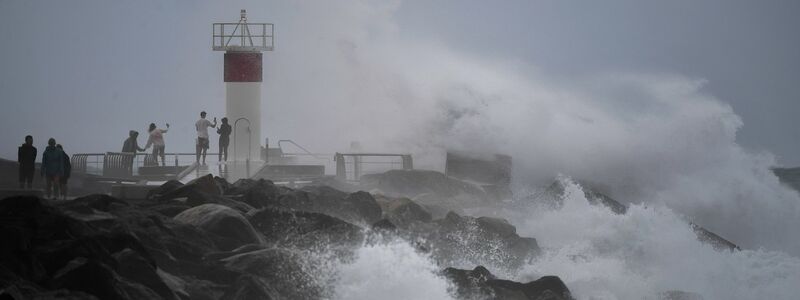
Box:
[1,0,798,165]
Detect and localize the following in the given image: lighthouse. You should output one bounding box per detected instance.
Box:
[213,10,274,161]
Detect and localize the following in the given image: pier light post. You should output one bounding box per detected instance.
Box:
[213,9,274,161]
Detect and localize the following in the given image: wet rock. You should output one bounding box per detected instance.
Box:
[247,208,363,250]
[222,274,278,300]
[277,187,382,225]
[431,212,540,269]
[174,204,264,250]
[185,190,254,214]
[443,266,573,300]
[225,179,285,208]
[66,194,130,212]
[371,219,397,231]
[49,257,132,300]
[222,248,322,299]
[159,175,224,200]
[113,248,181,300]
[381,197,432,227]
[147,180,185,200]
[690,223,740,252]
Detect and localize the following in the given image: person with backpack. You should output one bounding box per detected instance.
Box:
[56,144,71,200]
[41,138,64,199]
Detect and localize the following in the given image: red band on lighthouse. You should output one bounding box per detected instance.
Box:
[224,52,262,82]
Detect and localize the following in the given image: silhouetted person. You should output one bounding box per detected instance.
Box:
[17,135,37,189]
[195,111,216,164]
[122,130,145,154]
[56,144,71,200]
[145,122,170,166]
[41,138,64,199]
[217,117,232,162]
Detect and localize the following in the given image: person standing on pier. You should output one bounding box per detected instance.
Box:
[195,111,217,164]
[122,130,145,154]
[41,138,64,199]
[56,144,71,200]
[217,117,232,162]
[17,135,37,189]
[145,122,170,166]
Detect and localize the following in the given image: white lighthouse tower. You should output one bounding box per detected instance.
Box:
[213,10,273,162]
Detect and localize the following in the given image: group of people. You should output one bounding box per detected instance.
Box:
[195,111,232,164]
[17,111,234,199]
[122,123,171,166]
[17,135,71,200]
[120,111,233,166]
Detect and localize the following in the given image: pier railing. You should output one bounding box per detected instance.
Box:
[71,152,217,177]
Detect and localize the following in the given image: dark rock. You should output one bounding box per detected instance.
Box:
[443,266,572,300]
[226,179,285,210]
[159,175,224,200]
[147,180,185,200]
[371,219,397,231]
[49,257,131,300]
[381,197,432,227]
[247,208,363,250]
[113,248,181,300]
[222,248,322,299]
[174,204,264,250]
[277,187,383,225]
[222,274,278,300]
[773,167,800,192]
[65,194,130,212]
[432,212,540,269]
[690,223,740,252]
[205,244,267,261]
[185,190,254,214]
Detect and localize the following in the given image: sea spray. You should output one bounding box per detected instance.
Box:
[506,177,800,299]
[331,239,455,300]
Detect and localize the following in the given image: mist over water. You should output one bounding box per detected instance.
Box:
[268,1,800,298]
[3,1,799,299]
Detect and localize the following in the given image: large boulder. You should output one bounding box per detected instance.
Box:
[430,212,540,269]
[113,248,182,300]
[225,179,285,209]
[443,266,573,300]
[380,197,432,228]
[222,248,322,299]
[185,190,254,214]
[158,175,224,200]
[247,208,363,250]
[49,257,139,300]
[174,204,264,250]
[277,187,382,225]
[222,274,278,300]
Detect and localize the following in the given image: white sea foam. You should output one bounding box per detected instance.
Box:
[331,239,455,300]
[506,178,800,299]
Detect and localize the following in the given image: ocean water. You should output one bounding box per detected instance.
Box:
[325,177,800,300]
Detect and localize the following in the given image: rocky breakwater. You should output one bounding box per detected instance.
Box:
[0,174,572,299]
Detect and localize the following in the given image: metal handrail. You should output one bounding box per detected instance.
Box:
[212,10,274,52]
[233,117,252,161]
[277,140,321,159]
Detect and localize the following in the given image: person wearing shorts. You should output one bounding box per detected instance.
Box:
[195,111,216,164]
[145,122,170,166]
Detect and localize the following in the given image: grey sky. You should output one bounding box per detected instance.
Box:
[1,0,798,165]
